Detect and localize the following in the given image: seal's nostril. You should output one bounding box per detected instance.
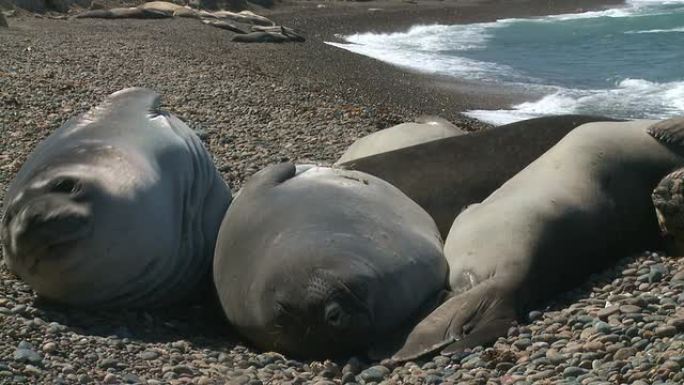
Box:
[49,177,80,195]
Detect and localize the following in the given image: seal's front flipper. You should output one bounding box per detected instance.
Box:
[391,281,516,362]
[366,289,450,361]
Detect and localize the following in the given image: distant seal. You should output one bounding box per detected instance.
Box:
[232,31,290,43]
[339,115,619,236]
[202,19,247,34]
[1,88,231,307]
[200,10,275,26]
[138,1,197,17]
[335,116,464,165]
[0,12,7,28]
[213,163,446,357]
[74,7,171,19]
[393,118,684,361]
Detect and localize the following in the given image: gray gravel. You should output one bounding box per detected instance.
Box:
[1,3,683,385]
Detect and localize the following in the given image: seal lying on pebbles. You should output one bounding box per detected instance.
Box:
[232,27,305,43]
[650,117,684,255]
[335,116,464,165]
[199,10,274,26]
[138,1,197,17]
[213,164,446,357]
[75,7,171,19]
[202,19,248,34]
[339,115,617,236]
[393,118,684,361]
[0,88,231,307]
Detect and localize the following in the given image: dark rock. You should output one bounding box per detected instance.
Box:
[13,341,42,365]
[358,365,390,383]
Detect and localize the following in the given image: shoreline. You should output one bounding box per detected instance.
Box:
[2,2,684,385]
[259,0,626,126]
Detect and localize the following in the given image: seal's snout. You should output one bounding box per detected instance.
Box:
[3,187,93,265]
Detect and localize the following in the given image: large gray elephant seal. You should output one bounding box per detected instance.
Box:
[1,88,231,308]
[339,115,619,237]
[213,163,447,357]
[74,7,171,19]
[335,116,465,165]
[393,118,684,361]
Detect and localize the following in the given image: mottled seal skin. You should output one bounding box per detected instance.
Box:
[393,119,684,361]
[213,163,447,358]
[650,118,684,255]
[1,88,231,308]
[339,115,619,237]
[335,116,464,165]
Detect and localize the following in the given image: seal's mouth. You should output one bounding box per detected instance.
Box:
[2,196,94,273]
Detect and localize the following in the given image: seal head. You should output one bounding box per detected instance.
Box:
[2,88,231,307]
[213,164,446,357]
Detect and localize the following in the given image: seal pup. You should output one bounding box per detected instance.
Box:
[1,88,231,308]
[335,116,465,165]
[213,163,447,357]
[393,118,684,361]
[339,115,619,236]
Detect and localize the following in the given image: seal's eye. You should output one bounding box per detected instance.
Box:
[324,302,350,330]
[50,177,80,195]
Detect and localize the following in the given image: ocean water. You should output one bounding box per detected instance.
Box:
[326,0,684,125]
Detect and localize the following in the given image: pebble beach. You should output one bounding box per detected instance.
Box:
[1,0,684,384]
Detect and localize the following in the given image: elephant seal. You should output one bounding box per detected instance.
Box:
[393,118,684,361]
[202,19,247,34]
[339,115,620,237]
[335,116,465,165]
[1,88,231,308]
[651,117,684,255]
[138,1,194,17]
[200,10,274,26]
[232,31,290,43]
[213,163,447,358]
[74,7,171,19]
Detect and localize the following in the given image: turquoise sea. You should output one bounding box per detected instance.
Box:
[327,0,684,125]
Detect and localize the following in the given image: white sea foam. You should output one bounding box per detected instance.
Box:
[325,40,519,82]
[324,0,684,126]
[465,79,684,125]
[625,27,684,34]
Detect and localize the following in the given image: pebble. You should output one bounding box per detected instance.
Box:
[140,350,160,360]
[655,325,678,338]
[358,366,390,383]
[13,341,42,365]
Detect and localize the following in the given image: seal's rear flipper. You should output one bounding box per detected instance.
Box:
[648,116,684,146]
[391,281,516,362]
